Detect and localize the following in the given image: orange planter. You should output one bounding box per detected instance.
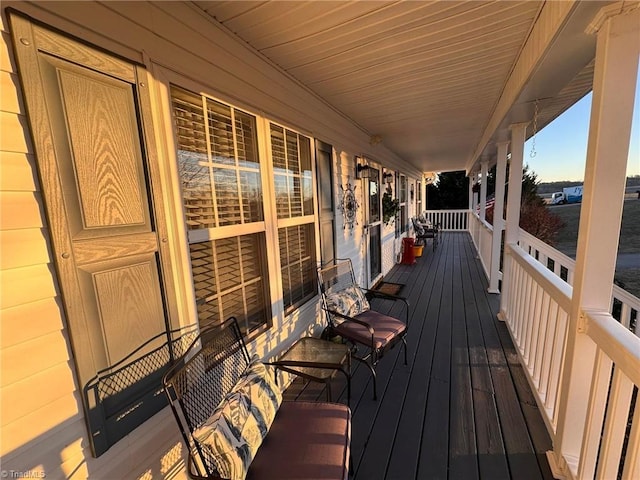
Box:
[413,245,424,257]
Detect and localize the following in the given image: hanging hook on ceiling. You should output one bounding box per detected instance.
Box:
[530,99,539,159]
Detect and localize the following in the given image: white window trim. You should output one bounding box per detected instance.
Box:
[149,65,320,334]
[266,121,319,314]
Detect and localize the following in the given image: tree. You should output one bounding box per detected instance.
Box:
[485,164,565,245]
[427,171,469,209]
[486,163,541,204]
[519,200,565,244]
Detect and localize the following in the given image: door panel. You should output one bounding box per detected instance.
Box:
[39,53,152,239]
[58,69,147,228]
[78,255,166,365]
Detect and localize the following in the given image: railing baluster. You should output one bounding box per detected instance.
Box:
[595,367,634,480]
[540,300,559,400]
[549,309,569,427]
[620,303,631,330]
[622,400,640,480]
[527,283,543,374]
[578,349,613,479]
[519,274,533,350]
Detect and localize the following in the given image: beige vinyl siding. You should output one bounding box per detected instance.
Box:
[0,9,79,472]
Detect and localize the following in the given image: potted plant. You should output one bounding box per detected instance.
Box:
[382,184,399,225]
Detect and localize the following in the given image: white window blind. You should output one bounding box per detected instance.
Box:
[270,124,317,311]
[279,225,316,310]
[271,124,313,219]
[172,86,263,230]
[171,85,270,334]
[189,234,268,333]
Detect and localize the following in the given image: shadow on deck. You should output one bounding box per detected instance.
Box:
[284,232,554,480]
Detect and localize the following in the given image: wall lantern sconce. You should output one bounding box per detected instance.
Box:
[356,159,373,179]
[410,183,415,200]
[382,171,394,184]
[423,171,437,185]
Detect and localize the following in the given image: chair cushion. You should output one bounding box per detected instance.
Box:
[334,309,406,350]
[247,401,351,480]
[413,219,425,235]
[325,285,370,320]
[232,357,282,438]
[193,391,264,480]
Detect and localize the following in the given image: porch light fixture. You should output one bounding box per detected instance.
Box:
[383,171,394,184]
[356,160,373,179]
[423,171,437,185]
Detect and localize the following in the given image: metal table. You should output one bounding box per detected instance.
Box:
[271,336,351,404]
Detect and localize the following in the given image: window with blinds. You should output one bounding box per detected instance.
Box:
[189,234,268,333]
[172,86,264,229]
[279,225,316,310]
[171,85,270,335]
[271,124,313,219]
[270,124,317,311]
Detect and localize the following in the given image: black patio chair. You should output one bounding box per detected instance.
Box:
[412,216,440,251]
[317,259,409,400]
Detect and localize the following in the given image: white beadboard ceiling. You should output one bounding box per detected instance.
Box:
[193,1,604,174]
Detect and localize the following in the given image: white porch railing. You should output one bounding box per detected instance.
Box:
[518,229,576,285]
[576,309,640,479]
[518,229,639,336]
[469,213,493,281]
[501,239,640,479]
[423,209,469,231]
[502,243,572,435]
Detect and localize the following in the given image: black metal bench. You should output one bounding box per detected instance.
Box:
[162,318,351,480]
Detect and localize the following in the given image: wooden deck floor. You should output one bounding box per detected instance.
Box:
[283,232,554,480]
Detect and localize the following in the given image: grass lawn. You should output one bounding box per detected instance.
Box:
[548,199,640,297]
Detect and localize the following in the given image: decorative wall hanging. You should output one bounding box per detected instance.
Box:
[338,181,359,232]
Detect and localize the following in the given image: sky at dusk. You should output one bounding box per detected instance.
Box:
[524,72,640,183]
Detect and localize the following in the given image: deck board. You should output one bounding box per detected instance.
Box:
[282,232,553,479]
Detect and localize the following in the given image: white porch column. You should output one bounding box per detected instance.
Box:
[549,4,639,478]
[488,141,508,294]
[479,159,488,222]
[504,123,527,244]
[498,123,527,320]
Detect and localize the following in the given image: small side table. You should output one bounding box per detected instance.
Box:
[271,337,351,404]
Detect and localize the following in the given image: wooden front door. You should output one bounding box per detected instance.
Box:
[10,13,177,442]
